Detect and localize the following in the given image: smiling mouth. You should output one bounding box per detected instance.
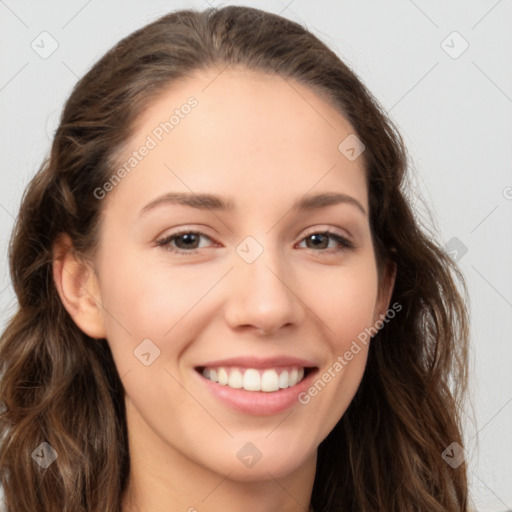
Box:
[195,366,316,393]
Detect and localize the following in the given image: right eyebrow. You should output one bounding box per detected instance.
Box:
[139,192,235,217]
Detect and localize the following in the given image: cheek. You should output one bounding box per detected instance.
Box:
[298,256,378,428]
[96,247,224,376]
[98,250,211,335]
[313,257,380,348]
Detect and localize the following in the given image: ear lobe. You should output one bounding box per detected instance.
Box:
[374,258,397,321]
[52,233,107,339]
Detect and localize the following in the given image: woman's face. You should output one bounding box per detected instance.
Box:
[88,67,394,481]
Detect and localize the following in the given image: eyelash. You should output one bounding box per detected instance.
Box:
[155,229,355,256]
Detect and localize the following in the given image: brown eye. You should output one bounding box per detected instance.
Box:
[305,233,329,249]
[173,233,201,249]
[299,231,354,252]
[156,231,214,254]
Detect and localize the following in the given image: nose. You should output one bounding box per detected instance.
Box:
[223,244,305,336]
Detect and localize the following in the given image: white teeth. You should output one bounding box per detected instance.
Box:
[201,366,307,392]
[228,369,243,389]
[278,370,289,389]
[261,369,279,392]
[243,369,261,391]
[289,368,299,386]
[218,367,228,386]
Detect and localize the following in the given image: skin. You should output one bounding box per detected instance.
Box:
[53,66,395,512]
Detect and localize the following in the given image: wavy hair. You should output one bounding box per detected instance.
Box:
[0,6,469,511]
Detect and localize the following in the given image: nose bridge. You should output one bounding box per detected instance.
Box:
[225,234,303,334]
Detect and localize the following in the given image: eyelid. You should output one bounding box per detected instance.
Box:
[301,225,352,241]
[155,224,215,242]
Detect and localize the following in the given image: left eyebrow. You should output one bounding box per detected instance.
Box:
[293,192,367,216]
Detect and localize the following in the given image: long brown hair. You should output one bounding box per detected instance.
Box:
[0,6,469,511]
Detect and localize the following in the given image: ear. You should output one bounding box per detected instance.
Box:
[373,257,397,323]
[52,233,107,339]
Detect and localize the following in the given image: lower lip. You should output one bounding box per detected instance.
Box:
[194,368,318,416]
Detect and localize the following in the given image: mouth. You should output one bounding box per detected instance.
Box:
[195,365,316,392]
[193,356,320,415]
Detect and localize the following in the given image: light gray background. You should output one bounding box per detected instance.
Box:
[1,1,511,510]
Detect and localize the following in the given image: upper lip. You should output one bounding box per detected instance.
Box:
[196,355,319,369]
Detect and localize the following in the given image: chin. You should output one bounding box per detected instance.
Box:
[199,440,316,482]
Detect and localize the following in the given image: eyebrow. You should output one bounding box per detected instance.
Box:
[139,191,367,217]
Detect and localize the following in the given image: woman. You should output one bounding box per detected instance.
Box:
[0,6,469,511]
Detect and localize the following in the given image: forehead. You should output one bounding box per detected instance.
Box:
[106,66,368,216]
[133,65,357,151]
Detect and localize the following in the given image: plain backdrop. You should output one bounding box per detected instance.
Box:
[0,1,511,511]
